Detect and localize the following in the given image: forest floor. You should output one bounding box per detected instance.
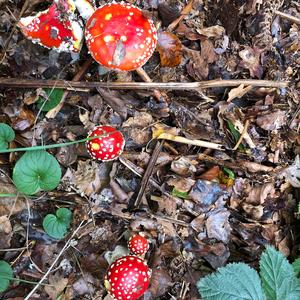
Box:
[0,0,300,299]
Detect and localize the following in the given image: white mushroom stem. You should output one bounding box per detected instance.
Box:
[156,133,224,151]
[74,0,95,20]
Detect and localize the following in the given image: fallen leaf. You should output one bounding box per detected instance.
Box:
[196,25,225,38]
[206,209,231,242]
[256,110,286,131]
[45,273,68,300]
[157,31,182,67]
[227,84,253,102]
[239,46,263,78]
[171,157,197,176]
[282,155,300,187]
[167,176,196,193]
[0,215,12,248]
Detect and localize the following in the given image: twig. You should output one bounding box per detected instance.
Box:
[0,0,30,64]
[157,133,224,150]
[0,78,288,91]
[275,10,300,25]
[232,119,250,150]
[128,140,164,210]
[24,220,85,300]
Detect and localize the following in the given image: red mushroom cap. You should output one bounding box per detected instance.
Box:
[86,125,125,161]
[85,2,157,71]
[128,234,149,256]
[18,0,83,52]
[105,255,151,300]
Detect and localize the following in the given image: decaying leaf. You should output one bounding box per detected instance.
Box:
[45,273,68,300]
[157,31,182,67]
[0,216,12,249]
[282,156,300,187]
[167,176,196,193]
[256,110,286,131]
[239,46,263,78]
[196,25,225,38]
[227,84,253,102]
[171,157,197,176]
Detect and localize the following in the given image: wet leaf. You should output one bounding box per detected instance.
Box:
[157,31,182,67]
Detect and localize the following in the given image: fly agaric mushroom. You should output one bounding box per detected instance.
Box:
[128,234,149,256]
[18,0,84,52]
[85,2,157,71]
[105,255,151,300]
[86,125,125,161]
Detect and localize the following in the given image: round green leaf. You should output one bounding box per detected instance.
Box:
[13,150,62,195]
[0,260,13,292]
[0,123,15,150]
[43,208,72,239]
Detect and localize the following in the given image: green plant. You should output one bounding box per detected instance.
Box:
[197,246,300,300]
[0,260,13,292]
[37,88,64,112]
[12,150,62,195]
[43,207,72,239]
[0,123,15,150]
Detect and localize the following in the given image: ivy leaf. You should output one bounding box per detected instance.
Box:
[260,246,300,300]
[197,263,265,300]
[13,150,61,195]
[43,208,72,239]
[0,123,15,150]
[0,260,13,292]
[37,88,64,112]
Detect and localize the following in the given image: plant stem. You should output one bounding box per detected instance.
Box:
[0,133,117,154]
[1,276,53,286]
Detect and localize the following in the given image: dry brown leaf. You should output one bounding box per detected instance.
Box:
[239,46,263,78]
[227,84,253,102]
[167,176,196,193]
[256,110,286,131]
[45,273,68,300]
[206,209,231,242]
[171,157,197,176]
[157,31,182,67]
[198,166,220,181]
[0,215,12,248]
[196,25,225,38]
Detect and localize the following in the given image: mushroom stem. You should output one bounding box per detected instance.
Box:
[156,133,224,150]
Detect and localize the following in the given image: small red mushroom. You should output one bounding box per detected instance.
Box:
[104,255,151,300]
[18,0,83,52]
[85,2,157,71]
[86,125,125,161]
[128,234,149,256]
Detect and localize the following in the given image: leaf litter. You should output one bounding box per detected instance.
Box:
[0,0,300,299]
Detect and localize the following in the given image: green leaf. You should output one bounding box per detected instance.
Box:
[171,187,188,199]
[260,246,300,300]
[13,150,61,195]
[223,167,235,179]
[227,121,244,150]
[197,263,265,300]
[37,88,64,112]
[43,208,72,239]
[0,260,13,292]
[0,123,15,150]
[293,258,300,277]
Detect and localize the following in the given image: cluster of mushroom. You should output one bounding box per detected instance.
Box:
[105,234,151,300]
[18,0,157,71]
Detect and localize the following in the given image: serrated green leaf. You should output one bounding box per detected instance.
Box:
[37,88,64,112]
[43,208,72,239]
[197,263,265,300]
[293,258,300,277]
[0,260,13,292]
[260,246,300,300]
[13,150,61,195]
[0,123,15,150]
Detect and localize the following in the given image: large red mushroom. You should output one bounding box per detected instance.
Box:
[85,2,157,71]
[18,0,84,52]
[104,255,151,300]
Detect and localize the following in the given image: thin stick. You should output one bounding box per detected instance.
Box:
[24,220,85,300]
[0,78,288,91]
[157,133,224,150]
[275,10,300,25]
[232,119,250,150]
[0,0,30,64]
